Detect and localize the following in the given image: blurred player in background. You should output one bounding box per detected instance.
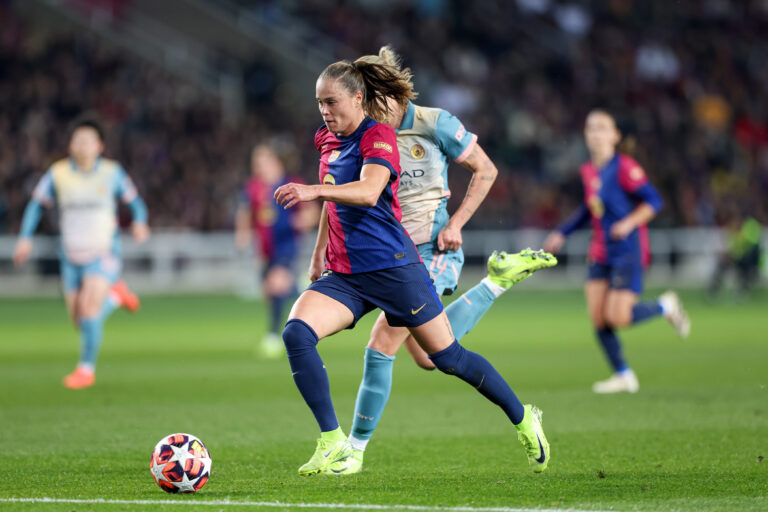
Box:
[274,57,550,476]
[544,110,690,394]
[13,117,149,389]
[708,208,763,298]
[235,142,318,359]
[329,46,557,475]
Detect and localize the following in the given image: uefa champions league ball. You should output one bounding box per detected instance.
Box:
[150,433,212,493]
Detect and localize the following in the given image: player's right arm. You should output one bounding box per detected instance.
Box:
[14,171,55,267]
[543,204,590,253]
[308,202,329,282]
[234,190,252,250]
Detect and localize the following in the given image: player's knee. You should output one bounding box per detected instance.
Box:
[282,318,319,356]
[428,340,465,375]
[605,308,630,328]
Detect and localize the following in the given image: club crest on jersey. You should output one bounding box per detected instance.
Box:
[410,144,425,159]
[373,141,393,153]
[328,150,340,162]
[323,174,336,185]
[588,195,604,218]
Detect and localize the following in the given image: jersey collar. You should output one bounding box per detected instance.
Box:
[396,101,415,133]
[69,156,102,174]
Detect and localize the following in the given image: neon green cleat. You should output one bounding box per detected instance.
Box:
[258,332,285,360]
[516,404,550,473]
[298,436,353,476]
[323,448,364,475]
[487,249,557,289]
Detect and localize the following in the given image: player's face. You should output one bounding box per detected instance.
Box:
[251,146,284,183]
[316,77,363,136]
[584,112,620,155]
[69,127,104,162]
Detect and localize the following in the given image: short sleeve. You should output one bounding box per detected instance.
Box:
[32,170,55,207]
[360,123,400,178]
[617,155,649,193]
[115,165,139,202]
[435,110,477,163]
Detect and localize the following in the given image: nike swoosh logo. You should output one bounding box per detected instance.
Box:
[324,450,333,458]
[291,372,299,376]
[535,434,546,463]
[411,303,426,315]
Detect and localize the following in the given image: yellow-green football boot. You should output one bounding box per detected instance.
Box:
[487,249,557,289]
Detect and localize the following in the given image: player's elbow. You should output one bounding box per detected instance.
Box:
[361,191,380,207]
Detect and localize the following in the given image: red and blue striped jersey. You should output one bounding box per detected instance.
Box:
[580,153,659,267]
[242,175,303,263]
[315,117,421,274]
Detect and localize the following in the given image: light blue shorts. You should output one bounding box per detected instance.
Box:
[417,241,464,296]
[60,252,122,293]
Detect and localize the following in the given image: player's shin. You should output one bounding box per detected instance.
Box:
[429,340,525,424]
[78,316,104,370]
[630,301,663,325]
[349,348,395,450]
[282,319,339,432]
[444,282,497,341]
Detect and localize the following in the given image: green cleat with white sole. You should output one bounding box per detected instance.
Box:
[323,448,364,475]
[298,436,354,476]
[487,249,557,289]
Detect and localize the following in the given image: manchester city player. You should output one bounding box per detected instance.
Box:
[544,110,690,394]
[275,57,550,476]
[327,47,557,475]
[13,117,149,389]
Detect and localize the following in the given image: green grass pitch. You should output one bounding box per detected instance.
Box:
[1,289,766,511]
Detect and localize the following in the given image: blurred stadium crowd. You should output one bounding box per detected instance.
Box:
[1,0,767,235]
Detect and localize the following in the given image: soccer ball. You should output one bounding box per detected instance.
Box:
[150,433,212,493]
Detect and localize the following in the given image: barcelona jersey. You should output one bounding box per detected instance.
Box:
[242,176,302,264]
[314,117,420,273]
[579,154,659,267]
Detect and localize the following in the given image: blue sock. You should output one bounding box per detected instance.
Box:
[78,317,103,368]
[269,295,288,334]
[282,319,339,432]
[101,295,119,321]
[596,327,628,372]
[445,281,496,341]
[429,340,525,424]
[350,348,395,441]
[631,301,663,325]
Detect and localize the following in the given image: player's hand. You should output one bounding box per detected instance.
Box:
[13,238,32,267]
[131,222,150,244]
[610,218,635,240]
[437,222,462,252]
[275,183,318,209]
[308,256,325,282]
[543,231,565,253]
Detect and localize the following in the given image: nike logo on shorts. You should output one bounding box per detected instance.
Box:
[411,303,426,315]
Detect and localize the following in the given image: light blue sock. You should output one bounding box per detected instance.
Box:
[78,317,104,368]
[350,348,395,442]
[101,295,119,321]
[445,281,497,341]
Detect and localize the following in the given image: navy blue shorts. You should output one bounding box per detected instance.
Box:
[587,261,643,294]
[306,262,444,328]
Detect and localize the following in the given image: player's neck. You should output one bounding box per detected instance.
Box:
[73,156,98,172]
[590,151,615,170]
[389,105,405,130]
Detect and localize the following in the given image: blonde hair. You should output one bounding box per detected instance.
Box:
[318,46,417,123]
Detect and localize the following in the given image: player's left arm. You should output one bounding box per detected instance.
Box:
[611,161,664,240]
[442,143,498,251]
[116,167,150,243]
[275,165,391,208]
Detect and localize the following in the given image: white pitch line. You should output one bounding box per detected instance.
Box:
[0,498,611,512]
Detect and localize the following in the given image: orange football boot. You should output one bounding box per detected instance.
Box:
[63,367,95,389]
[111,279,140,313]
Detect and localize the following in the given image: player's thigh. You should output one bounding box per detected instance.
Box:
[584,279,610,328]
[78,275,112,318]
[403,335,435,370]
[407,311,455,355]
[367,311,411,357]
[287,290,355,339]
[604,289,638,328]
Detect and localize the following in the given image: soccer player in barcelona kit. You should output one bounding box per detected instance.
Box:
[544,110,690,394]
[13,118,149,389]
[325,47,557,475]
[274,57,550,476]
[235,142,318,359]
